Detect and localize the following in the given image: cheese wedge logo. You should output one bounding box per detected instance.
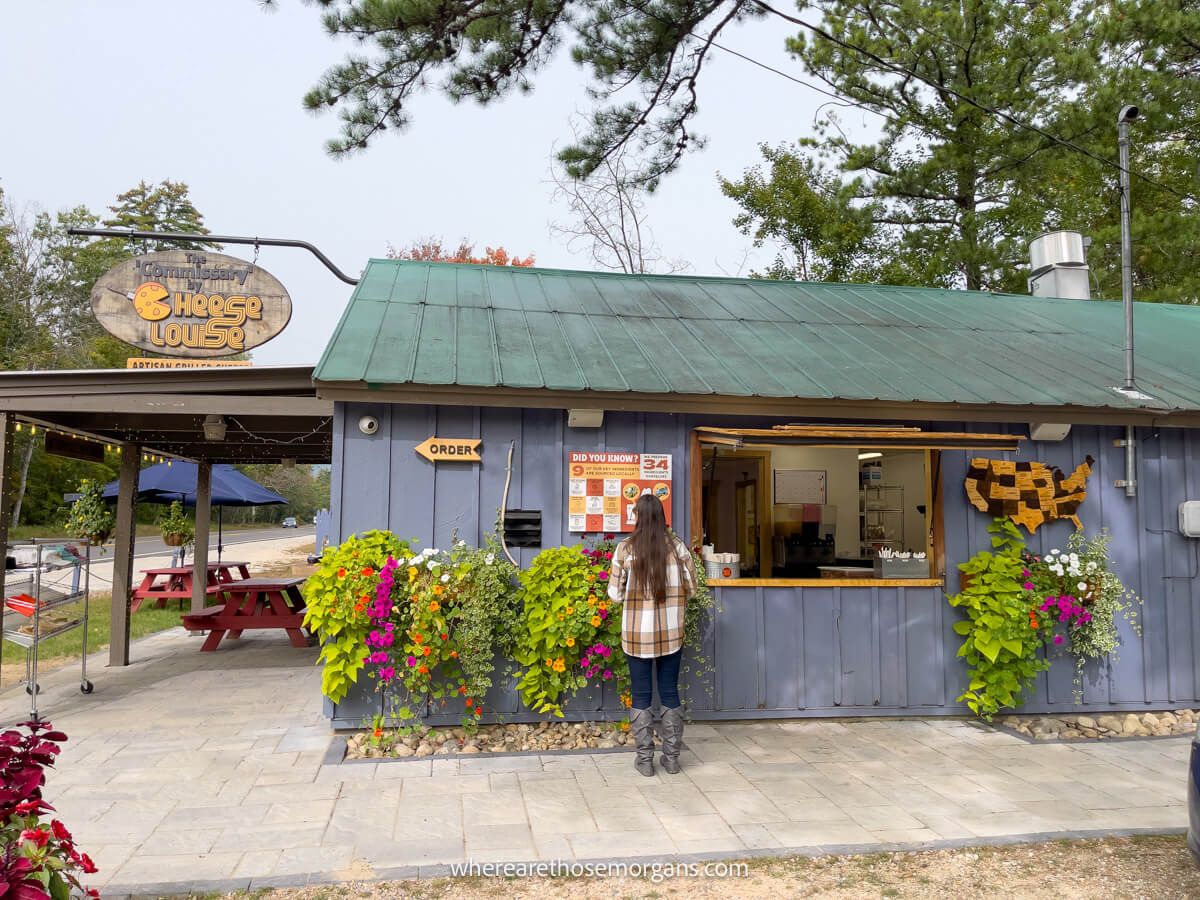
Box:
[131,282,171,322]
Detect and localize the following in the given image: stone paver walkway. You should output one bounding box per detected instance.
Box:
[0,629,1190,896]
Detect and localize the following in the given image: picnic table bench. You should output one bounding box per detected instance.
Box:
[130,562,251,613]
[181,576,310,652]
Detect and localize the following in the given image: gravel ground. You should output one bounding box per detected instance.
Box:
[211,835,1200,899]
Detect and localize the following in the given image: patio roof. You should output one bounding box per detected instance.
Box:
[0,365,331,464]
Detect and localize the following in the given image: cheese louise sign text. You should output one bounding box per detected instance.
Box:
[90,250,292,357]
[568,452,672,533]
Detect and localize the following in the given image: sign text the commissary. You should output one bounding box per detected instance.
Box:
[90,249,292,358]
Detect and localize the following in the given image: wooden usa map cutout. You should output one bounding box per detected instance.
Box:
[964,456,1094,533]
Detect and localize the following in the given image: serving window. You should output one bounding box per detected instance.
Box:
[690,425,1022,586]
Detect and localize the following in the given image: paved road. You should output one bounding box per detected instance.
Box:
[130,524,315,562]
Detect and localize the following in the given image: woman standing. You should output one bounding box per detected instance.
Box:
[607,494,697,776]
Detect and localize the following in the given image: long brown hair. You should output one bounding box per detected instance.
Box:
[629,494,671,603]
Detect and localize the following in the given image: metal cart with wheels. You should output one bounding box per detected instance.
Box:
[2,539,93,717]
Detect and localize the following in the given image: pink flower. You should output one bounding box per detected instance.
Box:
[379,666,395,681]
[605,551,613,560]
[1053,634,1064,645]
[406,655,417,667]
[1023,582,1034,590]
[598,571,609,580]
[602,669,612,679]
[1059,613,1069,623]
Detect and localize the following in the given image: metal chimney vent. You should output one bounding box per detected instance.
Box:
[1028,230,1091,300]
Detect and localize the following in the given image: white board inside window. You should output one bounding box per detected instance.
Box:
[774,469,827,505]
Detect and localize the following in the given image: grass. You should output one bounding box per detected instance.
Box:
[1,592,185,676]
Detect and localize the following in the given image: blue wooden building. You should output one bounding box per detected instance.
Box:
[314,260,1200,727]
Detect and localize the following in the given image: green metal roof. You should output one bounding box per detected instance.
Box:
[314,260,1200,412]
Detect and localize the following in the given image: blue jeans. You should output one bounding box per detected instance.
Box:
[627,649,682,710]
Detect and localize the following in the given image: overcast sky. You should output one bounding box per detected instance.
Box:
[1,1,879,366]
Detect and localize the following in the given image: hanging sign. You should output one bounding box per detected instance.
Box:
[90,250,291,357]
[415,437,482,463]
[126,358,253,369]
[567,451,672,533]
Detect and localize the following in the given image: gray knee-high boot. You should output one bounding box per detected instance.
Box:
[630,707,656,777]
[659,706,684,774]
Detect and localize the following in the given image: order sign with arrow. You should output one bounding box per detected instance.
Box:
[415,437,482,463]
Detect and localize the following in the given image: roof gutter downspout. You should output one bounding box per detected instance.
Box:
[1118,104,1141,498]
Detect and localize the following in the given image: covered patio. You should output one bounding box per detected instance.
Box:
[0,364,331,666]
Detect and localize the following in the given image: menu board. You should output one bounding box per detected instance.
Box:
[567,452,673,533]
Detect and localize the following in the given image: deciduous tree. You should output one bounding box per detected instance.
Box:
[387,238,534,266]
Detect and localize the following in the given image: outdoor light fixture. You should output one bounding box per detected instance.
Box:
[203,414,227,442]
[857,451,883,461]
[567,409,604,428]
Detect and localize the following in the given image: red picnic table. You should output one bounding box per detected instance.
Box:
[181,577,310,652]
[130,561,251,613]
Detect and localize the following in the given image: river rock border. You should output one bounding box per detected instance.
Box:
[997,709,1198,740]
[345,721,634,759]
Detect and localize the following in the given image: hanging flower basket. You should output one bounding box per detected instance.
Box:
[162,533,186,547]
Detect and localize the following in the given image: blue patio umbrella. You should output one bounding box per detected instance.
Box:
[102,462,288,560]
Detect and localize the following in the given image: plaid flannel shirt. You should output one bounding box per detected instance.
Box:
[606,533,697,658]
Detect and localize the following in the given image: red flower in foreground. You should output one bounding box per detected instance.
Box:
[20,827,50,848]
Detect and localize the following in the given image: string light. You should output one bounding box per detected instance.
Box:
[14,423,21,432]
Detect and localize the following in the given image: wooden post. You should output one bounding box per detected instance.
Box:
[0,414,15,679]
[192,460,212,614]
[109,442,140,667]
[688,429,703,549]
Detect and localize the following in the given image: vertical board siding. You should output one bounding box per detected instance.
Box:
[329,407,1200,725]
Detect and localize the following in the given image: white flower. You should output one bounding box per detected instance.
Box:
[1069,552,1079,563]
[485,554,495,565]
[1087,561,1098,571]
[1048,549,1060,557]
[427,559,439,570]
[456,539,466,547]
[441,573,450,583]
[1078,582,1088,591]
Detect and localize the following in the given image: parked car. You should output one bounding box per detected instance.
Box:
[281,516,298,528]
[1190,728,1200,862]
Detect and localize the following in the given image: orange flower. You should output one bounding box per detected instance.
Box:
[354,602,366,613]
[588,594,597,602]
[474,707,482,717]
[591,616,601,627]
[423,646,432,656]
[566,606,575,615]
[465,698,474,708]
[450,650,459,658]
[598,601,607,611]
[587,597,597,608]
[586,574,596,583]
[362,567,375,577]
[433,584,445,596]
[418,664,428,674]
[413,633,424,644]
[429,601,441,612]
[337,567,347,578]
[566,637,575,647]
[459,685,467,694]
[372,727,383,738]
[441,633,448,641]
[1030,618,1039,629]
